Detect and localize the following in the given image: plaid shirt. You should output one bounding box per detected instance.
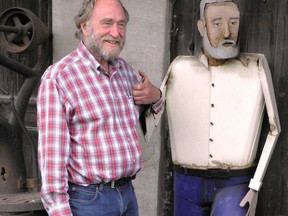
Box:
[37,42,162,216]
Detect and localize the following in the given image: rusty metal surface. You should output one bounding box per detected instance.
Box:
[0,192,43,212]
[0,116,26,193]
[0,7,49,53]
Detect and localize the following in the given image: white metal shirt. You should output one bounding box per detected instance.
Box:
[166,53,274,169]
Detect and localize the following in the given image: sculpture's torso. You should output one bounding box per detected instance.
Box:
[166,54,265,169]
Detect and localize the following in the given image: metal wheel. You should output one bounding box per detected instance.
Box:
[0,8,48,53]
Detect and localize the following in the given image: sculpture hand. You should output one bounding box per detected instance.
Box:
[240,189,259,216]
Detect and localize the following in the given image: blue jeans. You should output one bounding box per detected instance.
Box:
[174,171,251,216]
[68,181,138,216]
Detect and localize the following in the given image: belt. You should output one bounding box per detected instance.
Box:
[173,165,256,178]
[92,175,136,188]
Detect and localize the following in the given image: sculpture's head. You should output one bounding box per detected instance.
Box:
[197,0,240,61]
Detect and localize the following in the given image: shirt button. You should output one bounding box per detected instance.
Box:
[210,122,214,126]
[211,104,215,108]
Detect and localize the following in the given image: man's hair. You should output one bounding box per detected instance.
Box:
[199,0,237,22]
[74,0,130,39]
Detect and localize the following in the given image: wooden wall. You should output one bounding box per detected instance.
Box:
[159,0,288,215]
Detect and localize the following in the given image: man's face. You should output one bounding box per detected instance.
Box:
[203,1,240,59]
[83,0,127,61]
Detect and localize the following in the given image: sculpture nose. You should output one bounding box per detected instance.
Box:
[223,20,231,39]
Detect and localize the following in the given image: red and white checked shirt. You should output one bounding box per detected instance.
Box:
[37,42,162,216]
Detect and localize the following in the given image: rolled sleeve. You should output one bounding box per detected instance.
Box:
[151,90,164,114]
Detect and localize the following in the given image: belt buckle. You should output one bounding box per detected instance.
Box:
[111,181,115,188]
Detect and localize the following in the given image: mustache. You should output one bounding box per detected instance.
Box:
[218,39,237,47]
[102,36,122,44]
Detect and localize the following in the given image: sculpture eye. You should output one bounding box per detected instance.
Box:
[213,21,222,27]
[229,18,239,26]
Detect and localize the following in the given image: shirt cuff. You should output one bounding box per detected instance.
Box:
[46,202,73,216]
[248,178,263,191]
[151,91,164,114]
[41,193,73,216]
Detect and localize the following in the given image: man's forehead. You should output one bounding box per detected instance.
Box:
[93,0,126,20]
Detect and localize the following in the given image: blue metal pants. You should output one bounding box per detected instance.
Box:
[174,171,251,216]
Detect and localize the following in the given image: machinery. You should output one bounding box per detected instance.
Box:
[0,7,49,216]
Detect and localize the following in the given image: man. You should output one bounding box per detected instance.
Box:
[37,0,162,215]
[145,0,280,215]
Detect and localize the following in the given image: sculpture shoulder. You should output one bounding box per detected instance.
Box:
[169,54,269,72]
[172,55,201,65]
[240,53,267,59]
[170,55,205,73]
[239,53,268,67]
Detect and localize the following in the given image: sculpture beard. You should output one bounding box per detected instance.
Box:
[202,29,239,60]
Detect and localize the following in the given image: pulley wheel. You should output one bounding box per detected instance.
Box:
[0,7,48,53]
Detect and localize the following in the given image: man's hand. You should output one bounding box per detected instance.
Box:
[133,71,161,105]
[240,189,259,216]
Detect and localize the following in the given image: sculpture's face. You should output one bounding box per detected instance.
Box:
[200,1,240,59]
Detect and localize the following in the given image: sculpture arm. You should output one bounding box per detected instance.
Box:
[142,62,173,142]
[240,54,281,215]
[249,54,281,191]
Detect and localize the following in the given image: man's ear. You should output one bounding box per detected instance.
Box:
[197,20,205,37]
[81,22,87,36]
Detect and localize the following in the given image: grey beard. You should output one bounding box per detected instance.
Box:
[85,22,124,62]
[202,30,239,60]
[86,36,123,62]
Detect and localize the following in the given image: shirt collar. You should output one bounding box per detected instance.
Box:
[198,52,250,69]
[198,53,209,69]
